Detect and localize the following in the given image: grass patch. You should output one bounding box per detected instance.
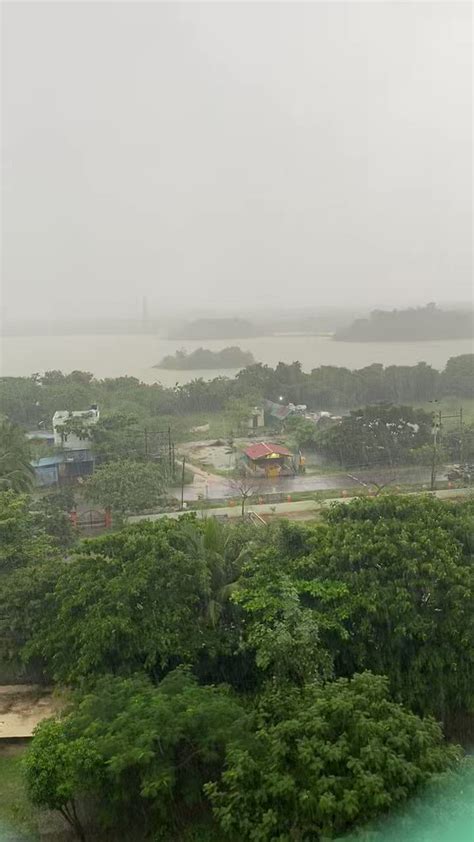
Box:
[0,746,38,839]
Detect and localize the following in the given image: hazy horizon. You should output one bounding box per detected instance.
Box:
[2,2,472,323]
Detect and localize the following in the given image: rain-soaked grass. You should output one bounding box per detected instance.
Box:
[0,747,38,840]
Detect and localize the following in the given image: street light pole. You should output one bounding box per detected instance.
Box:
[180,457,186,510]
[430,410,441,492]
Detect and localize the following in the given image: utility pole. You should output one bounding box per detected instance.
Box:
[437,407,464,466]
[430,410,441,491]
[180,457,186,510]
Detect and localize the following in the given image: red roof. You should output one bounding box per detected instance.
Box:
[244,442,292,460]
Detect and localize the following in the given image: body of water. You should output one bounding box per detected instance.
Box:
[1,334,472,385]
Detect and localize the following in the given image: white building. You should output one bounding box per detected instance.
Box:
[53,405,100,450]
[247,406,265,430]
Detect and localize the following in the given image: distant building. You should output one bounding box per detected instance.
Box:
[48,405,100,483]
[53,405,99,450]
[264,399,294,422]
[247,406,265,430]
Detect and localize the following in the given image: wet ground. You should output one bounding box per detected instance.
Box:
[177,438,443,501]
[179,463,436,501]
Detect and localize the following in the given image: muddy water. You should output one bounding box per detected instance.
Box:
[1,334,471,384]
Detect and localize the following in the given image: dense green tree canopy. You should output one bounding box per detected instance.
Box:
[0,420,34,492]
[234,496,474,724]
[0,491,61,666]
[314,404,432,466]
[0,355,471,431]
[25,670,245,840]
[208,673,461,842]
[24,519,212,683]
[1,490,471,840]
[84,459,168,516]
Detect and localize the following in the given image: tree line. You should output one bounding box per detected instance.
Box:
[334,303,473,342]
[0,354,472,429]
[0,490,472,840]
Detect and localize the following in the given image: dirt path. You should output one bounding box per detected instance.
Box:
[0,686,59,739]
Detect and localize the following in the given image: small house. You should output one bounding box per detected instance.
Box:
[244,442,293,478]
[53,405,100,450]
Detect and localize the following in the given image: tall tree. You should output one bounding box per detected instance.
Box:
[84,458,168,517]
[0,420,34,492]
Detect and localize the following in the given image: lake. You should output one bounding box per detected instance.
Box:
[1,334,472,385]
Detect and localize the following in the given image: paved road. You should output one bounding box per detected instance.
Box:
[179,463,437,502]
[129,487,472,524]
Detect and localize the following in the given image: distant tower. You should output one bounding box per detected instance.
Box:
[142,296,149,324]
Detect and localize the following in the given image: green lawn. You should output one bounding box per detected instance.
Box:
[0,747,38,840]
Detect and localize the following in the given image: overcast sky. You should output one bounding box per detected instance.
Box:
[2,1,472,321]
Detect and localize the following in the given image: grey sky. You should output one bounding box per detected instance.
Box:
[2,1,472,321]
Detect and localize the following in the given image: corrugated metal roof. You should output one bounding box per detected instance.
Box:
[244,442,292,460]
[263,399,294,420]
[31,455,64,468]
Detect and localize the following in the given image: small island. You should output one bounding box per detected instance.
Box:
[155,346,256,370]
[334,303,473,342]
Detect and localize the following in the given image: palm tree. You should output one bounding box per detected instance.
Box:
[177,518,256,627]
[0,420,35,492]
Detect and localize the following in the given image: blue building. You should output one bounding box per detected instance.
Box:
[31,454,64,487]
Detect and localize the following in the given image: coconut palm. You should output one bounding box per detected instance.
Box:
[0,420,35,492]
[176,517,257,627]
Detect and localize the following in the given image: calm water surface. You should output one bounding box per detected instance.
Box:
[1,334,472,385]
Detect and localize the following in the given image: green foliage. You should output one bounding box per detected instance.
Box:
[158,346,255,370]
[316,496,474,721]
[315,404,432,467]
[224,397,256,434]
[0,749,40,838]
[207,672,462,842]
[1,356,471,440]
[335,304,473,342]
[0,491,58,573]
[25,670,245,839]
[442,354,474,398]
[0,420,34,492]
[0,491,60,667]
[24,519,213,684]
[89,413,142,462]
[284,415,317,449]
[3,493,471,840]
[34,489,78,549]
[231,497,474,724]
[233,547,337,686]
[84,459,168,515]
